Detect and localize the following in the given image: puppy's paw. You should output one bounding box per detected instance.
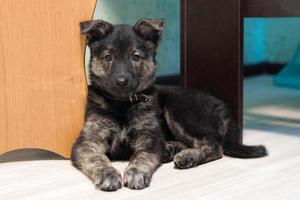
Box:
[123,168,150,190]
[164,141,188,162]
[94,167,122,191]
[174,150,196,169]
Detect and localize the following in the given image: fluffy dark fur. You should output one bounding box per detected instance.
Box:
[71,18,267,191]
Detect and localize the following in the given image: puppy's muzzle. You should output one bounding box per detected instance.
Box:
[115,75,129,87]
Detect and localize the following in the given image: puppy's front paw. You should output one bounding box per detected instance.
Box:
[123,168,150,190]
[174,150,196,169]
[94,167,122,191]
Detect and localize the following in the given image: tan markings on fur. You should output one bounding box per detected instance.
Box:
[193,137,212,148]
[143,58,156,73]
[90,92,108,110]
[220,118,230,136]
[164,110,195,146]
[164,110,223,162]
[135,58,156,92]
[91,57,106,77]
[84,114,120,140]
[126,151,160,176]
[74,115,123,185]
[75,143,111,181]
[120,127,127,142]
[132,56,155,73]
[176,147,222,165]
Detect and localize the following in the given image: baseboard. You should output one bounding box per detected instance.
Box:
[244,62,286,77]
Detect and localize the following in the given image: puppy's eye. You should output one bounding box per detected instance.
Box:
[132,52,142,62]
[103,54,112,62]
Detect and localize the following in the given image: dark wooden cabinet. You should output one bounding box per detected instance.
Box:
[181,0,300,143]
[242,0,300,17]
[181,0,243,142]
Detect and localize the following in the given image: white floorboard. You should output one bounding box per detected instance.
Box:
[1,75,300,200]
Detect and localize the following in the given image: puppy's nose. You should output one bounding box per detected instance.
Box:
[115,76,128,87]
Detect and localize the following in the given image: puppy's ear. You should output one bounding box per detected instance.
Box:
[134,18,165,45]
[80,20,113,45]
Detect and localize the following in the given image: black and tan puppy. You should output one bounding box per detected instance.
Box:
[71,18,267,191]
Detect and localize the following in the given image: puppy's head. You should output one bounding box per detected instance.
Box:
[81,18,164,99]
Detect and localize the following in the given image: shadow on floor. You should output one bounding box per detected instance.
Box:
[0,149,67,163]
[244,112,300,135]
[243,75,300,137]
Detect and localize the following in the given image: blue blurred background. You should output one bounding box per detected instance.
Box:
[244,17,300,66]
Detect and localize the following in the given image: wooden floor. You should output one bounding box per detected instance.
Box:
[1,75,300,200]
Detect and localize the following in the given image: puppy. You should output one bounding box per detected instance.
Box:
[71,18,267,191]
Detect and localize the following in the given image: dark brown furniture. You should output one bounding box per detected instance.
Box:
[181,0,300,143]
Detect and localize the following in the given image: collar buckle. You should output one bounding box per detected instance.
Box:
[129,94,138,103]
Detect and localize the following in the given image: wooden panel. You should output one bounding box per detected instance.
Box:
[181,0,243,142]
[243,0,300,17]
[0,0,96,158]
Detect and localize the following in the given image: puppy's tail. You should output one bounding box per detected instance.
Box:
[223,121,268,158]
[223,142,267,158]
